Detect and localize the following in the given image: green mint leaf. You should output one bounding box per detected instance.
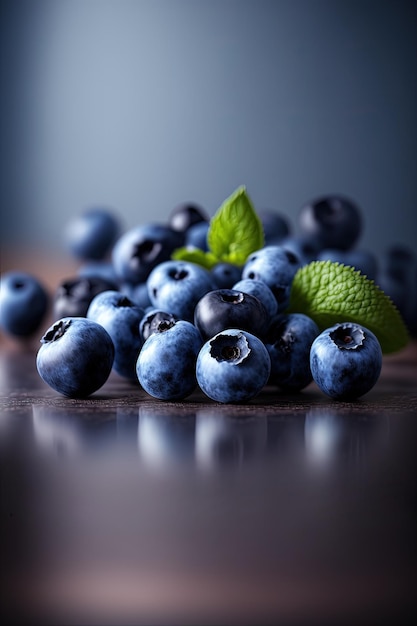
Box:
[287,260,409,354]
[171,247,219,269]
[207,186,264,266]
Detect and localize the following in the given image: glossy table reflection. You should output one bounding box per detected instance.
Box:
[1,342,417,626]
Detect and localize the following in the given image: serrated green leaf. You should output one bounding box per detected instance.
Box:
[207,186,264,266]
[172,247,219,269]
[287,260,409,354]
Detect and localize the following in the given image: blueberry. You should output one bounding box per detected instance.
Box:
[53,275,118,319]
[87,290,144,380]
[120,281,153,309]
[168,202,209,232]
[241,245,301,311]
[264,313,320,391]
[383,244,416,283]
[147,260,215,322]
[194,288,270,341]
[196,329,271,403]
[136,319,203,400]
[309,322,382,400]
[185,221,210,251]
[36,317,114,397]
[64,207,121,260]
[258,208,291,245]
[377,244,417,337]
[139,308,178,342]
[317,248,378,281]
[280,235,322,266]
[376,268,417,337]
[232,278,278,319]
[112,223,185,285]
[298,194,362,251]
[0,271,49,338]
[211,263,242,289]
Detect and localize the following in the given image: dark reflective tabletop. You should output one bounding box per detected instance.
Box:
[1,341,417,626]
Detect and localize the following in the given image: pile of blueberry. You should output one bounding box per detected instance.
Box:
[1,194,415,404]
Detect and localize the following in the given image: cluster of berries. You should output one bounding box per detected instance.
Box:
[1,193,412,403]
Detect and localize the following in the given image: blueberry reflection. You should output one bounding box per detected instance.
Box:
[32,405,85,457]
[138,406,196,471]
[31,404,119,457]
[304,409,389,473]
[195,409,268,472]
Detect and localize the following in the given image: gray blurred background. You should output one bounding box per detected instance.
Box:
[1,0,416,257]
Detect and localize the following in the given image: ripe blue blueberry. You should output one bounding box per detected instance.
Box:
[280,235,322,266]
[139,308,178,342]
[64,207,121,260]
[377,244,417,337]
[317,248,378,281]
[147,260,215,322]
[264,313,320,391]
[310,322,382,400]
[241,245,301,311]
[232,278,278,319]
[136,319,203,400]
[298,194,362,251]
[258,208,291,244]
[185,221,210,251]
[112,223,185,285]
[211,263,242,289]
[36,317,114,397]
[53,275,118,319]
[196,329,271,403]
[121,281,153,309]
[87,290,144,380]
[0,271,49,338]
[194,288,270,341]
[168,202,209,233]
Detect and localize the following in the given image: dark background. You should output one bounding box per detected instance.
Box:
[1,0,416,257]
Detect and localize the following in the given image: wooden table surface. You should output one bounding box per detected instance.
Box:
[1,249,417,625]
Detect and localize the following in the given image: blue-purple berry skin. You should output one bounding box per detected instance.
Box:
[65,207,121,260]
[258,209,290,244]
[196,329,271,404]
[185,221,210,251]
[139,309,178,342]
[298,194,362,251]
[53,275,118,319]
[87,290,144,381]
[265,313,320,391]
[241,245,301,312]
[310,322,382,401]
[232,278,278,319]
[136,320,203,400]
[211,263,242,289]
[147,260,215,322]
[112,223,184,285]
[0,271,49,338]
[317,249,378,281]
[36,317,114,398]
[194,288,270,341]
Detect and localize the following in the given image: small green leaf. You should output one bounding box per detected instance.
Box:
[207,186,264,266]
[287,260,409,354]
[172,247,219,269]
